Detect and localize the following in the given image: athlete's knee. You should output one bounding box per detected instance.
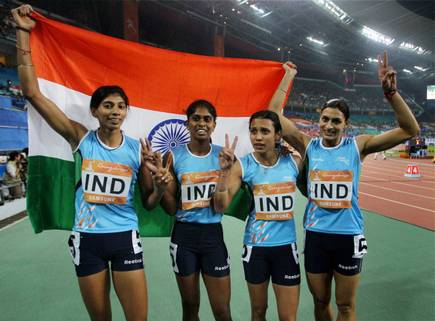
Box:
[336,300,355,316]
[313,295,331,308]
[182,299,200,314]
[277,312,296,321]
[251,303,268,320]
[212,305,232,321]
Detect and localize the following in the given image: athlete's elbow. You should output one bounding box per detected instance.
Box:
[403,123,420,139]
[161,202,177,216]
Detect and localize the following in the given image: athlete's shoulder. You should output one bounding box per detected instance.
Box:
[171,144,187,155]
[343,136,355,145]
[123,134,140,148]
[211,144,223,154]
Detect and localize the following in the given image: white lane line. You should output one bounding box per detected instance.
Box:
[383,158,435,168]
[0,216,28,231]
[360,182,435,200]
[363,164,435,178]
[359,192,435,213]
[360,174,435,191]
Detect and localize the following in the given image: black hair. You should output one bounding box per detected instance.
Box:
[186,100,217,121]
[320,99,350,121]
[90,86,129,110]
[9,151,19,161]
[249,110,282,133]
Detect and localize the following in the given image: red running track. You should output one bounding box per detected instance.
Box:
[359,157,435,231]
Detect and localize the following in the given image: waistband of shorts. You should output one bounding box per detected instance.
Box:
[175,221,222,228]
[306,230,362,238]
[73,229,138,237]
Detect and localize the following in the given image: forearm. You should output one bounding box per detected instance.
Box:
[141,188,165,211]
[268,71,294,113]
[388,92,420,137]
[16,29,40,98]
[213,169,231,213]
[160,191,178,216]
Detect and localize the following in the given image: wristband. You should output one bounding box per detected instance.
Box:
[16,26,31,33]
[384,89,397,100]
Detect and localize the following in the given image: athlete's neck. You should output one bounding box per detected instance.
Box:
[188,140,211,156]
[322,136,342,148]
[254,150,278,166]
[187,139,211,156]
[97,128,123,148]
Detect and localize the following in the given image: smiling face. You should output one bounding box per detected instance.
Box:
[186,106,216,142]
[91,93,128,130]
[319,107,348,147]
[249,118,281,153]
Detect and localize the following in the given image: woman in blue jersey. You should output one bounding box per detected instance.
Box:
[161,100,232,321]
[269,56,420,321]
[12,5,172,321]
[214,110,303,321]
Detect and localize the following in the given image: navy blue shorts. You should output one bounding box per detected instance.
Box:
[242,243,301,286]
[304,230,367,276]
[170,221,230,277]
[68,230,144,277]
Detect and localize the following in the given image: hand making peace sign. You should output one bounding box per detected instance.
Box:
[218,134,238,171]
[140,138,173,192]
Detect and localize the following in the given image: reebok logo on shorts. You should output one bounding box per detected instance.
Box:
[214,263,229,271]
[338,264,358,270]
[124,258,143,265]
[284,273,300,280]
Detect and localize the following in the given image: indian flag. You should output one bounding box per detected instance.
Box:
[27,12,288,236]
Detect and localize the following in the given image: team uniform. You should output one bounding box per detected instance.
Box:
[303,137,368,276]
[68,130,144,277]
[169,144,230,277]
[240,152,300,286]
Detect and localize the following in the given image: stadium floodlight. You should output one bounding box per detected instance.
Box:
[311,0,353,24]
[414,66,429,72]
[365,57,378,64]
[248,3,272,17]
[250,4,264,14]
[399,42,431,55]
[402,69,413,74]
[361,26,395,46]
[306,36,328,47]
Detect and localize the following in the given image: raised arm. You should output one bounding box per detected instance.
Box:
[268,62,311,156]
[137,139,174,210]
[213,135,242,213]
[357,52,420,158]
[12,5,87,150]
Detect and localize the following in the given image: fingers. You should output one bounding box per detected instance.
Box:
[383,51,388,68]
[140,138,148,153]
[285,61,297,69]
[154,151,163,168]
[165,151,173,171]
[144,161,158,174]
[146,138,152,151]
[377,54,382,69]
[225,134,229,149]
[231,136,238,151]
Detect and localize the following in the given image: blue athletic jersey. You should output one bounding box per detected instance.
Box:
[172,144,223,224]
[241,153,299,247]
[304,137,363,235]
[73,130,141,233]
